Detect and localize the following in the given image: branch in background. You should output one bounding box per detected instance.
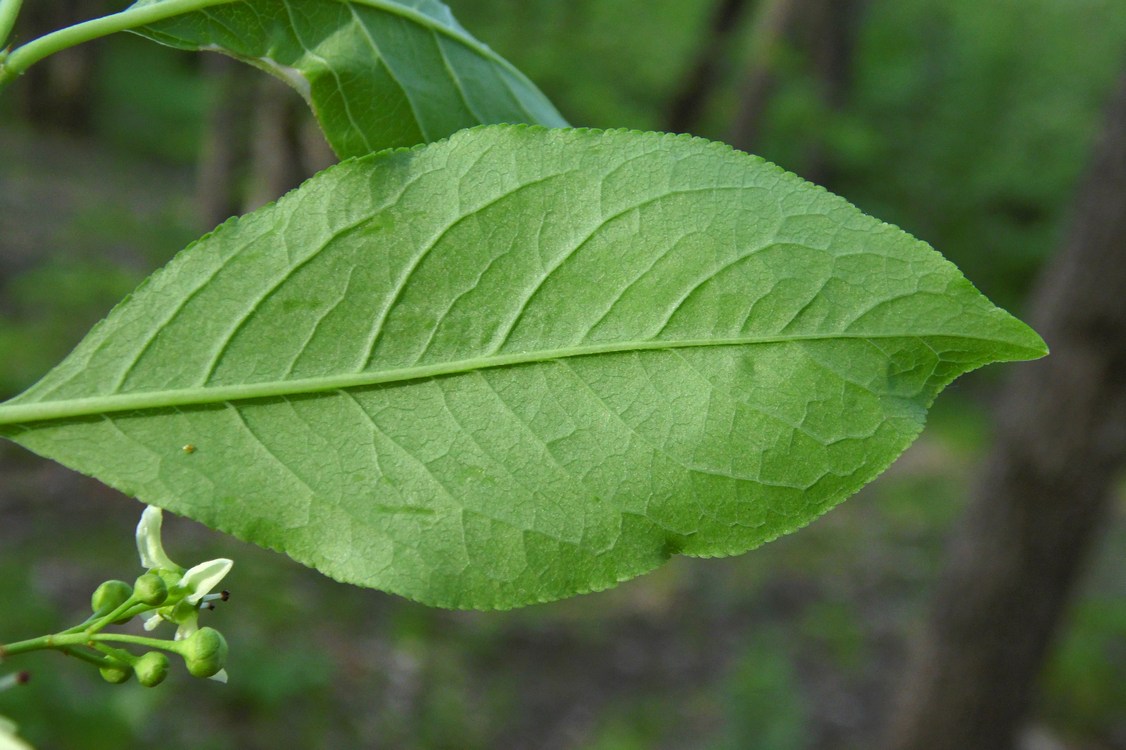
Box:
[883,70,1126,750]
[796,0,867,186]
[198,58,335,228]
[724,0,802,154]
[196,54,253,231]
[244,74,335,215]
[7,0,108,132]
[664,0,751,135]
[673,0,868,184]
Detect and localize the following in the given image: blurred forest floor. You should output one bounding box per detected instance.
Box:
[2,0,1126,747]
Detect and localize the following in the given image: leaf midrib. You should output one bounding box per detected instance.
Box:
[0,331,1025,426]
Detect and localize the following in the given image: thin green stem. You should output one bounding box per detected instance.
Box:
[0,0,536,93]
[61,613,101,634]
[53,594,146,635]
[90,633,186,653]
[59,646,120,669]
[0,0,23,51]
[61,601,163,636]
[89,642,138,666]
[3,634,57,657]
[83,595,141,636]
[60,612,110,636]
[3,631,184,658]
[1,632,93,657]
[0,0,234,87]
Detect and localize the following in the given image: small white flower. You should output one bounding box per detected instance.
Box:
[133,506,232,645]
[135,507,232,597]
[180,559,233,605]
[136,505,179,572]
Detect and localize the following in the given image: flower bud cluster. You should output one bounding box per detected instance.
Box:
[0,506,236,750]
[4,506,235,693]
[80,507,236,686]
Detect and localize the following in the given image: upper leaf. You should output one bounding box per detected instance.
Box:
[0,127,1046,609]
[130,0,567,156]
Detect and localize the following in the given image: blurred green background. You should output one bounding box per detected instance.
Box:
[1,0,1124,748]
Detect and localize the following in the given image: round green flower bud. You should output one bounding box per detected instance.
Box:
[134,651,170,687]
[91,579,135,624]
[90,580,132,615]
[184,627,228,679]
[99,664,132,684]
[133,573,168,606]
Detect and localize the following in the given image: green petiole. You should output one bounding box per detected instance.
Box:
[0,0,234,87]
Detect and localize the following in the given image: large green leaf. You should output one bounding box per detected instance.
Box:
[0,127,1045,609]
[131,0,567,156]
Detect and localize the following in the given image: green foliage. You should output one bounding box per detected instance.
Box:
[488,0,1126,310]
[0,259,144,398]
[451,0,714,130]
[131,0,567,157]
[1040,598,1126,737]
[798,600,866,674]
[94,34,213,162]
[823,0,1126,307]
[0,125,1043,608]
[710,632,808,750]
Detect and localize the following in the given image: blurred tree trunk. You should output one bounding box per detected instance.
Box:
[196,58,335,230]
[665,0,752,135]
[795,0,866,185]
[883,70,1126,750]
[196,55,254,230]
[723,0,865,167]
[244,75,335,213]
[11,0,106,132]
[725,0,801,153]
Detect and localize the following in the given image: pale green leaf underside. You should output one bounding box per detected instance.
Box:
[0,127,1045,609]
[130,0,567,157]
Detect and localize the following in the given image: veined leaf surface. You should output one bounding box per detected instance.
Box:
[131,0,567,156]
[0,127,1046,609]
